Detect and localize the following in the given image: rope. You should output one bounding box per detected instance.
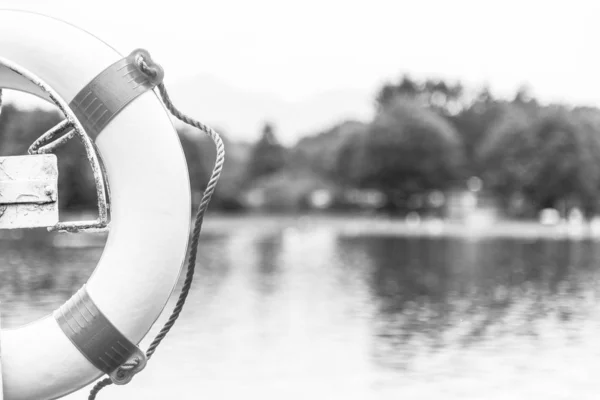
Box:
[88,60,225,399]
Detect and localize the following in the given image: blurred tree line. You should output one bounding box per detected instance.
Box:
[4,75,600,220]
[293,77,600,219]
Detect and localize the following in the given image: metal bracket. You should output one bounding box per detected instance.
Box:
[0,56,110,233]
[0,49,163,233]
[27,120,110,233]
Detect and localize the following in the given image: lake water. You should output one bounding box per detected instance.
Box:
[3,217,600,399]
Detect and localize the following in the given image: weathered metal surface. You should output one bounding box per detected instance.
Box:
[0,180,56,204]
[54,287,147,383]
[0,155,58,229]
[28,119,74,155]
[0,55,109,233]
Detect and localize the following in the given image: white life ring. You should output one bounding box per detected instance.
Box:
[0,10,191,400]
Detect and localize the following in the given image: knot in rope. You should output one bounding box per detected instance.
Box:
[115,358,140,378]
[136,57,155,79]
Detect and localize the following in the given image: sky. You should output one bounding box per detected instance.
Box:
[0,0,600,143]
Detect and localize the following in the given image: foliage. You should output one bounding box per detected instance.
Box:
[478,104,600,217]
[294,120,368,178]
[448,87,507,177]
[376,75,465,116]
[244,122,287,183]
[338,97,464,211]
[243,169,337,212]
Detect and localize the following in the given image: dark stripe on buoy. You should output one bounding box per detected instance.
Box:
[69,50,160,138]
[54,286,139,374]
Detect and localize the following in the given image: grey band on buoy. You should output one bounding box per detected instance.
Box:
[69,49,162,139]
[53,286,144,378]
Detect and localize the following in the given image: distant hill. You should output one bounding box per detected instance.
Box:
[168,74,374,145]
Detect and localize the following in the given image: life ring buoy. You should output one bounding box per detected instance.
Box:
[0,10,191,400]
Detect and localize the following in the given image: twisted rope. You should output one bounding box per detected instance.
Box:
[88,61,225,399]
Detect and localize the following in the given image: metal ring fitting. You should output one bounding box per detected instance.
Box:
[129,48,164,86]
[109,347,148,385]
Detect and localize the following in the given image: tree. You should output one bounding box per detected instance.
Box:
[342,97,464,211]
[294,120,368,178]
[449,87,506,177]
[245,122,286,183]
[478,104,600,217]
[513,84,538,107]
[376,75,419,110]
[333,125,368,187]
[375,75,466,117]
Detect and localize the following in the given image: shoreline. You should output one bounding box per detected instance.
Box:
[200,213,600,240]
[3,213,600,248]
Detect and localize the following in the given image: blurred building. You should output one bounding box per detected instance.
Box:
[445,187,500,224]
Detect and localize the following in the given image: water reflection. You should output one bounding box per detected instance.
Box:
[348,237,600,356]
[0,230,102,326]
[3,223,600,399]
[254,233,283,297]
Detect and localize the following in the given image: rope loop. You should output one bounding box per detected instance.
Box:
[137,57,154,78]
[132,49,164,85]
[88,52,225,399]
